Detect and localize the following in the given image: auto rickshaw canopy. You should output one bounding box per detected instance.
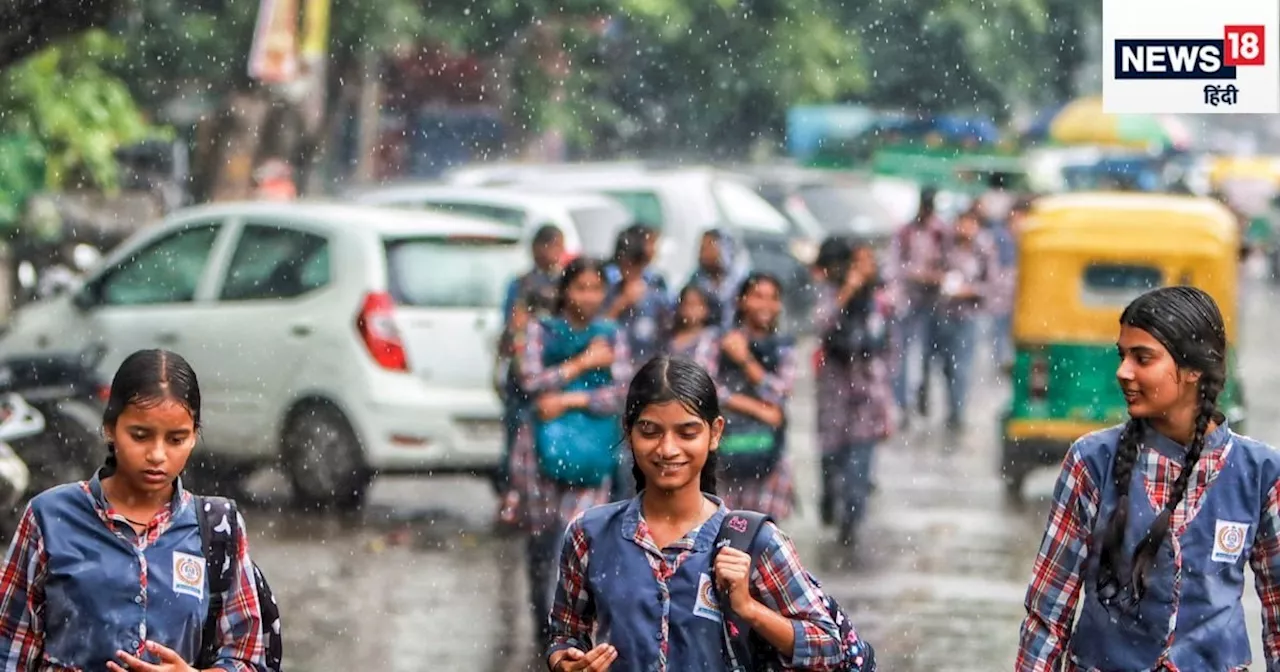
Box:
[1014,192,1240,345]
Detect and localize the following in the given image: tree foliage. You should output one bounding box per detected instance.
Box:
[3,0,1097,176]
[0,30,162,192]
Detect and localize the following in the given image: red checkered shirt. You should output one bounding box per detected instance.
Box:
[1017,437,1280,672]
[549,498,849,671]
[0,482,268,671]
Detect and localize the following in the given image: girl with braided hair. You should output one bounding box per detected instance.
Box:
[1017,285,1280,671]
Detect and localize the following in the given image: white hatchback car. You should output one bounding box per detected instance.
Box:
[0,201,530,507]
[350,185,635,261]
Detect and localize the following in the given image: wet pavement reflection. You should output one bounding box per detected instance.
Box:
[241,277,1280,671]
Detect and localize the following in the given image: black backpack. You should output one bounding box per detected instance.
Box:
[194,496,283,672]
[716,334,791,480]
[714,511,875,672]
[823,290,889,363]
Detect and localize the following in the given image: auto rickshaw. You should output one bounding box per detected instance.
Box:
[1001,192,1246,499]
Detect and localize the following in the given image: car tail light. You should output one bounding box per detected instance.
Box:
[357,292,408,371]
[96,383,112,404]
[1029,356,1050,400]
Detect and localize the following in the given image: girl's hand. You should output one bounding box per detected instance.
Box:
[537,394,569,421]
[721,330,751,364]
[108,641,196,672]
[757,404,784,428]
[551,644,618,671]
[842,266,868,292]
[714,547,761,619]
[578,337,615,371]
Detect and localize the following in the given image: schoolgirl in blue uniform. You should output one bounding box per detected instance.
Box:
[1018,286,1280,671]
[0,349,269,672]
[498,257,633,647]
[716,273,798,520]
[546,355,850,672]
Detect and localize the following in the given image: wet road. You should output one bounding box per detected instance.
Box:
[242,276,1280,671]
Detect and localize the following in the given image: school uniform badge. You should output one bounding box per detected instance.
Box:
[1212,519,1250,563]
[693,573,722,622]
[173,551,206,599]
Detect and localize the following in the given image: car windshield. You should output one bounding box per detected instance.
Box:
[799,184,895,235]
[712,180,791,234]
[384,236,524,308]
[570,205,634,258]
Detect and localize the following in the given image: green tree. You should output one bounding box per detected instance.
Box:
[0,29,160,193]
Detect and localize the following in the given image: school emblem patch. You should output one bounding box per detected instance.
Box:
[693,573,721,622]
[172,551,206,599]
[1212,519,1250,563]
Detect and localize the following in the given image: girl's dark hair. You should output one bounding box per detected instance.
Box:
[532,224,564,248]
[915,185,938,222]
[102,349,202,471]
[815,235,854,279]
[732,271,783,331]
[613,224,654,266]
[1096,286,1227,607]
[553,256,606,315]
[624,356,720,495]
[674,284,714,332]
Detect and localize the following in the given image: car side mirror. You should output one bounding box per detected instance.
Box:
[72,284,98,312]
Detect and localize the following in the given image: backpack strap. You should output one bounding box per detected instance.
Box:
[715,510,773,672]
[194,495,239,668]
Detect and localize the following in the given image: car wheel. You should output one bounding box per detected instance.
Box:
[1002,466,1027,503]
[282,402,371,511]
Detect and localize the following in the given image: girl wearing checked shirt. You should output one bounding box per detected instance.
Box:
[0,349,268,672]
[499,257,633,648]
[546,355,851,672]
[1018,286,1280,672]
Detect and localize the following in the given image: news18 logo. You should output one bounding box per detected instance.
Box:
[1114,26,1265,79]
[1103,0,1279,114]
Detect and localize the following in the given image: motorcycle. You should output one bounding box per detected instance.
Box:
[0,394,39,510]
[0,346,106,497]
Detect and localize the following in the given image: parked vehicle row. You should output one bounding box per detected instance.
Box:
[0,162,908,508]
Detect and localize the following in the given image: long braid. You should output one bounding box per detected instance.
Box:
[1093,284,1229,610]
[1130,382,1222,594]
[1097,418,1144,587]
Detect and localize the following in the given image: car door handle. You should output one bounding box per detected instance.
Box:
[156,331,178,345]
[290,323,313,337]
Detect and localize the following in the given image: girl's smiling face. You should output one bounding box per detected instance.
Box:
[1116,324,1202,420]
[739,278,782,331]
[565,269,606,322]
[676,289,710,329]
[630,401,723,493]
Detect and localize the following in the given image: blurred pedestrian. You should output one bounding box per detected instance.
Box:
[813,237,896,546]
[667,284,724,375]
[988,196,1033,374]
[933,209,1000,431]
[604,224,672,499]
[496,225,566,493]
[604,224,673,370]
[886,185,947,425]
[497,257,632,648]
[715,273,797,520]
[688,229,745,329]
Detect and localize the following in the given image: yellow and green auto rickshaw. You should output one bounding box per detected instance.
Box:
[1001,192,1246,499]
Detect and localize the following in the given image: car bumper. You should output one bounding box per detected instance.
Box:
[1001,418,1103,473]
[349,383,506,474]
